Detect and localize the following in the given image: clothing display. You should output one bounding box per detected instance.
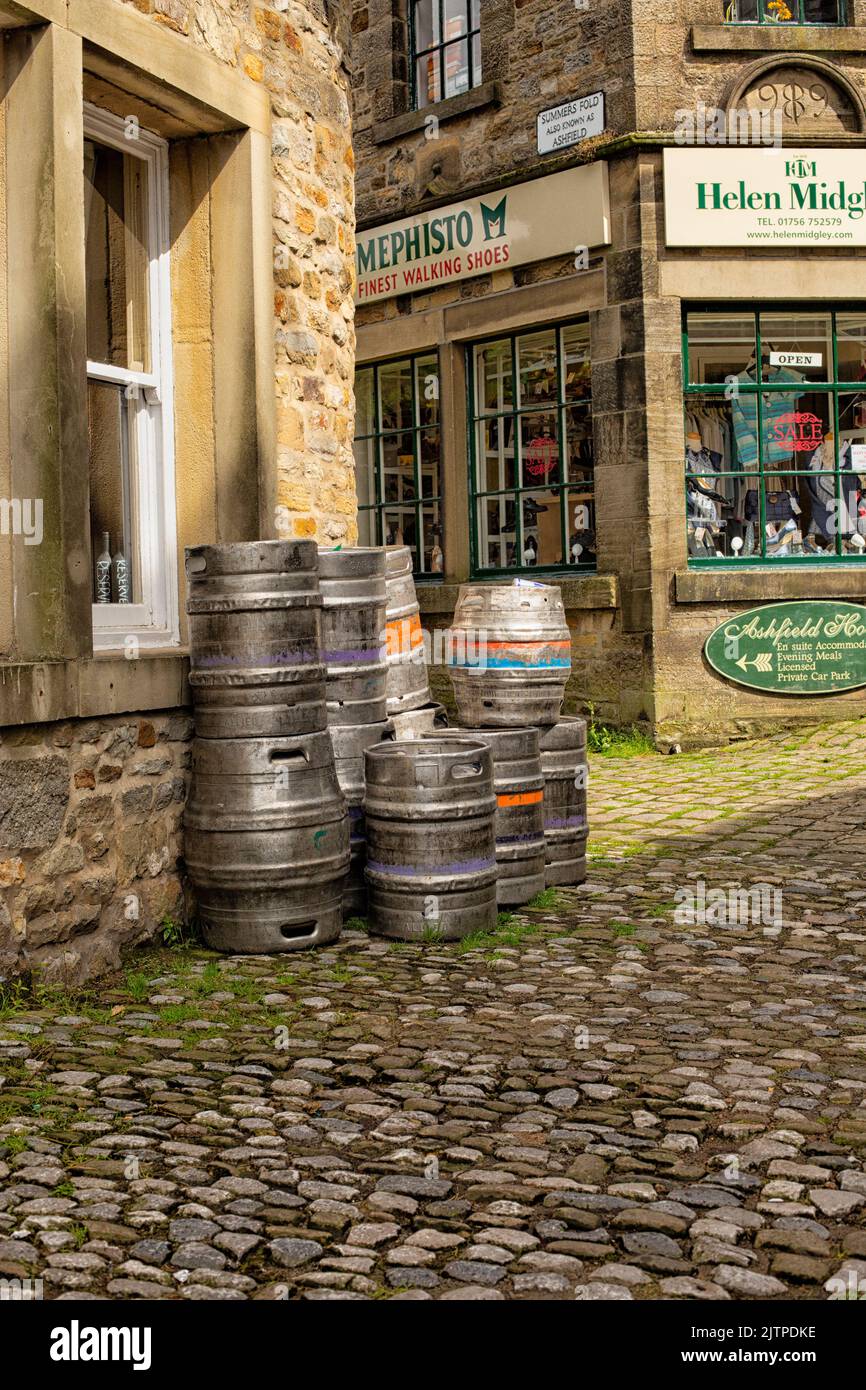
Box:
[806,440,858,543]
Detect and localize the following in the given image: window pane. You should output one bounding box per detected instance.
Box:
[419,428,440,499]
[353,436,378,512]
[567,491,596,566]
[443,38,470,98]
[476,339,513,414]
[472,30,482,84]
[471,0,481,29]
[522,490,563,567]
[520,412,559,487]
[759,312,831,385]
[414,0,439,52]
[85,139,151,373]
[416,354,440,425]
[383,509,416,553]
[476,495,517,569]
[382,432,416,503]
[728,0,759,18]
[476,417,516,491]
[562,323,592,400]
[378,360,414,432]
[686,311,756,385]
[518,330,558,407]
[355,367,376,436]
[88,380,140,604]
[803,0,839,19]
[564,404,593,484]
[421,504,443,574]
[416,52,441,107]
[836,314,866,383]
[444,0,469,39]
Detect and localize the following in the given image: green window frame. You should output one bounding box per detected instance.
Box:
[723,0,845,22]
[410,0,482,111]
[353,352,443,578]
[468,320,595,578]
[683,305,866,567]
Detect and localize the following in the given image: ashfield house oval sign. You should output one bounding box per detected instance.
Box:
[705,601,866,695]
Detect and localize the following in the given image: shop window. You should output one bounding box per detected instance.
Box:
[353,353,443,576]
[84,105,177,649]
[410,0,482,110]
[683,308,866,564]
[723,0,844,22]
[469,322,594,575]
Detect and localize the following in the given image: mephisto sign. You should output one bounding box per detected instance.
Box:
[664,147,866,247]
[355,164,611,304]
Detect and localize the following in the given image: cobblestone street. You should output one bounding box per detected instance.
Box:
[2,722,865,1302]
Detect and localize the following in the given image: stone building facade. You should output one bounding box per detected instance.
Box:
[351,0,866,744]
[0,0,355,982]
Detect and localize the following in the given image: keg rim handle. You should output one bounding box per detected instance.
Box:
[451,761,483,780]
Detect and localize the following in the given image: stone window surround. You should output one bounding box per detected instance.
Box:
[367,0,511,143]
[692,23,866,52]
[0,0,274,729]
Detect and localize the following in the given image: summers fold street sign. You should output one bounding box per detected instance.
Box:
[663,147,866,247]
[355,164,611,305]
[705,601,866,695]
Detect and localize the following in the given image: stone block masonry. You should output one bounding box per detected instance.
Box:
[0,712,192,986]
[118,0,358,546]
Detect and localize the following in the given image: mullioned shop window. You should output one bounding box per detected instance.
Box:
[468,322,595,577]
[683,308,866,565]
[354,353,443,577]
[723,0,845,22]
[410,0,482,110]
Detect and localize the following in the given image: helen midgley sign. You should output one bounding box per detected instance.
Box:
[355,164,611,304]
[664,147,866,248]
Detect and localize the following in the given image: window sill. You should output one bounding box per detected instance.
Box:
[676,566,866,605]
[417,573,619,615]
[371,81,501,146]
[691,24,866,52]
[0,651,190,728]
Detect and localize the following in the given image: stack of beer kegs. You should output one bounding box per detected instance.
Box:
[183,541,349,952]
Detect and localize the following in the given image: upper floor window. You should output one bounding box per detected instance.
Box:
[724,0,844,22]
[411,0,482,110]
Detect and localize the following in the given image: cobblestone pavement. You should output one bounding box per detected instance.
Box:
[2,721,865,1302]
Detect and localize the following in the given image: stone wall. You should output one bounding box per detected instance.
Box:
[352,0,634,228]
[0,711,191,987]
[118,0,358,546]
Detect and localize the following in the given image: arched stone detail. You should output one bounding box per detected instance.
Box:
[724,55,866,136]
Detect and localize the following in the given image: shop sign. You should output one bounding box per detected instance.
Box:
[663,148,866,248]
[769,411,823,453]
[769,351,822,369]
[537,92,605,155]
[355,164,611,304]
[705,601,866,695]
